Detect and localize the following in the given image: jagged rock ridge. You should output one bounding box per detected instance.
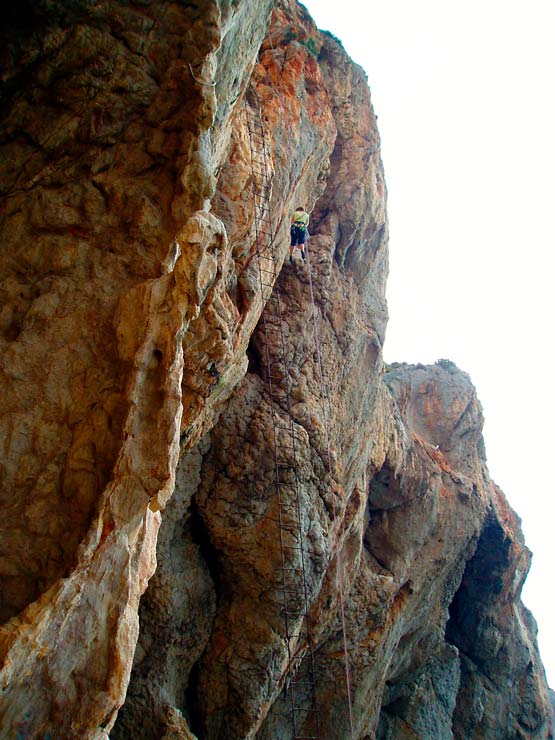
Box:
[0,1,552,739]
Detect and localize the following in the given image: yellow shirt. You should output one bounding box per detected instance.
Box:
[292,210,309,228]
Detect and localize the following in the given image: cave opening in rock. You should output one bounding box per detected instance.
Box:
[446,515,511,667]
[184,658,204,739]
[445,515,514,739]
[247,335,264,378]
[367,461,402,512]
[362,460,403,573]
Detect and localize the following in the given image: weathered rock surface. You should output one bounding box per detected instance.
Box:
[0,1,552,740]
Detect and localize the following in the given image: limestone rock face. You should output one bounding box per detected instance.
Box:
[0,0,272,736]
[0,2,552,740]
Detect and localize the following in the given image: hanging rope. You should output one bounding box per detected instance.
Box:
[188,62,217,88]
[265,19,356,739]
[305,242,356,739]
[245,15,356,738]
[245,95,322,740]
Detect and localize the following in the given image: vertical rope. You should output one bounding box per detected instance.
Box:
[245,94,322,740]
[305,241,356,739]
[265,16,356,739]
[244,14,357,737]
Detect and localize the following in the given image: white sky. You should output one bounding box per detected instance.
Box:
[304,0,555,687]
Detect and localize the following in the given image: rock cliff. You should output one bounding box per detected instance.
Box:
[0,1,552,739]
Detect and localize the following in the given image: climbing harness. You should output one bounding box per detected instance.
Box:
[293,212,309,229]
[243,21,356,740]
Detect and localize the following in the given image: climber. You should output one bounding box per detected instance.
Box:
[289,206,309,263]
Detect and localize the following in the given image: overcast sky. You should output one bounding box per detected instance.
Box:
[304,0,555,687]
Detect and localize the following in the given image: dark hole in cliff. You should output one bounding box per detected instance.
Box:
[446,514,511,671]
[361,462,405,573]
[184,497,224,737]
[367,461,402,512]
[185,660,204,738]
[247,336,264,377]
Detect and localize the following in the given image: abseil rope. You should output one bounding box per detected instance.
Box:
[263,18,356,739]
[305,241,355,739]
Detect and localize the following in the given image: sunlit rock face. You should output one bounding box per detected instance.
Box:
[0,1,552,740]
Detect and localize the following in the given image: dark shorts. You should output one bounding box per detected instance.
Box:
[290,225,306,246]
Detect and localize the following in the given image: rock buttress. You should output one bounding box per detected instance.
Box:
[113,2,387,737]
[0,0,274,737]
